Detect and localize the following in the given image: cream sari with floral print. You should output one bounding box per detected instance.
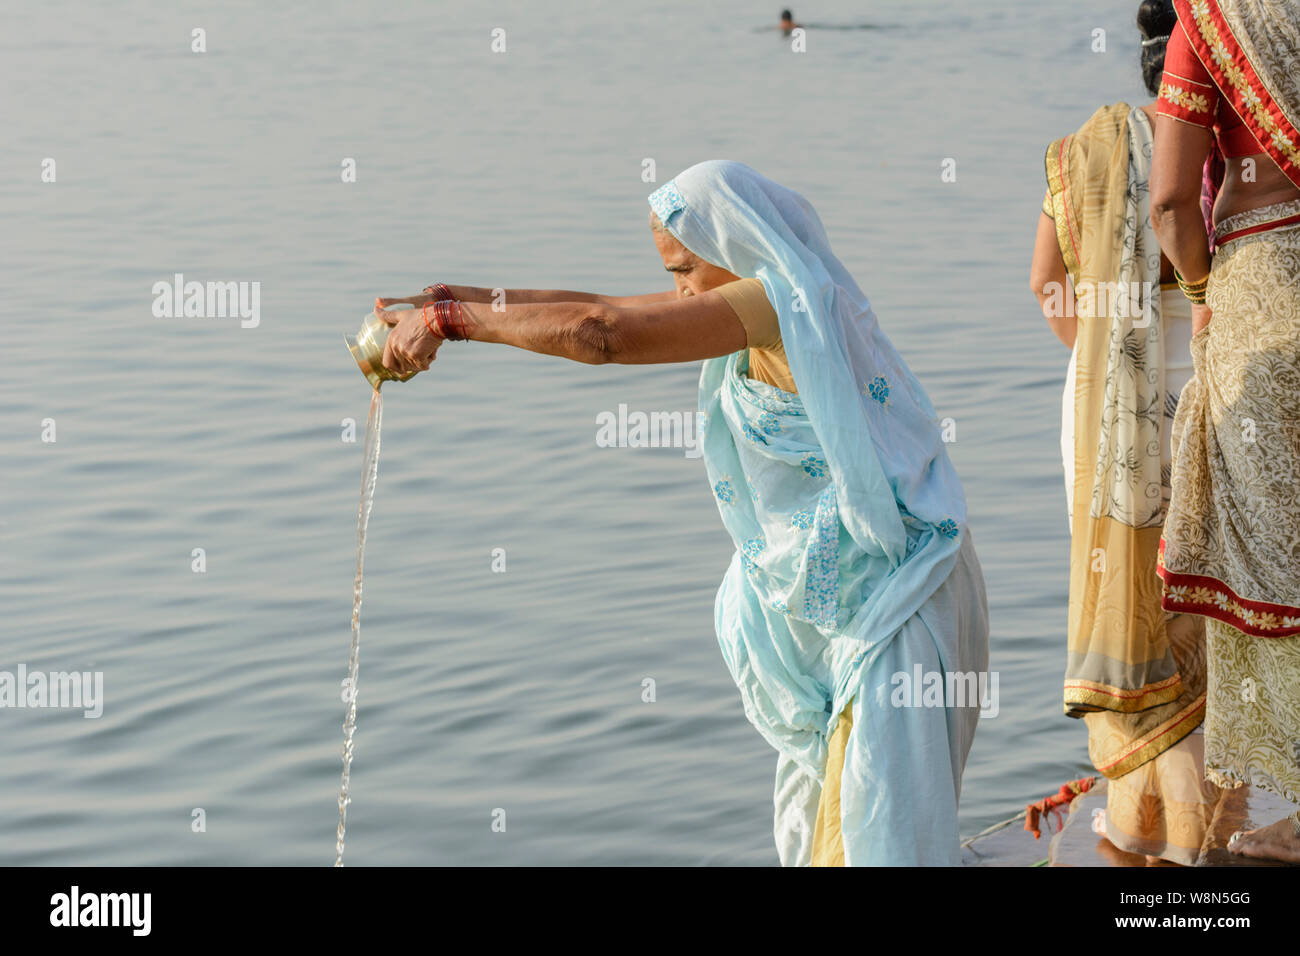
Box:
[1045,104,1219,863]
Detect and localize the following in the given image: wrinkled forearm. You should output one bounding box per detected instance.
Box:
[459,300,618,364]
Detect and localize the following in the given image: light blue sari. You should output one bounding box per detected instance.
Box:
[650,162,988,865]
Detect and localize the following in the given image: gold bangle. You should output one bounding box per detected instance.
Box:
[1174,269,1209,303]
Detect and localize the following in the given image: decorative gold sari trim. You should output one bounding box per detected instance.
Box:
[1064,674,1184,714]
[1095,695,1207,779]
[1044,136,1081,280]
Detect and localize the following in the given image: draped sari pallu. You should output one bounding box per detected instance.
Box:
[1044,100,1224,863]
[1044,104,1207,778]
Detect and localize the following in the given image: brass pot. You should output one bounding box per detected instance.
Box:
[345,307,417,390]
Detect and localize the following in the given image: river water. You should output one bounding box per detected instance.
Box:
[2,0,1157,863]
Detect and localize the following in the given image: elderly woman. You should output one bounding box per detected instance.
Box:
[1151,0,1300,862]
[375,161,989,866]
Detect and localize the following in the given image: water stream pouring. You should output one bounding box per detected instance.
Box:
[336,307,416,866]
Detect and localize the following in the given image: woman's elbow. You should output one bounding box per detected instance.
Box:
[1028,267,1051,301]
[1029,260,1063,308]
[569,307,624,364]
[1150,186,1199,233]
[1150,199,1178,232]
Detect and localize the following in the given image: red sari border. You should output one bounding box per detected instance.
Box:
[1174,0,1300,190]
[1158,538,1300,637]
[1217,210,1300,245]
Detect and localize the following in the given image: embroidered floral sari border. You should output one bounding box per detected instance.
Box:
[1178,0,1300,188]
[1158,538,1300,636]
[1159,81,1213,115]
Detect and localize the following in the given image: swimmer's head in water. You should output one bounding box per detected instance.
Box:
[650,210,739,299]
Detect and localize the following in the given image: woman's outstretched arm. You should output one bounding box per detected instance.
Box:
[377,285,678,310]
[378,290,748,376]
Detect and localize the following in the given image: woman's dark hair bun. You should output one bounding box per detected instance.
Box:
[1137,0,1179,96]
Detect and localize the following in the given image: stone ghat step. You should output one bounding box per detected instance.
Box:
[960,779,1298,866]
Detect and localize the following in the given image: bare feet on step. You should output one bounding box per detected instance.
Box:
[1227,813,1300,864]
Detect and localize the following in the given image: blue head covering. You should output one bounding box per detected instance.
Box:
[649,161,971,767]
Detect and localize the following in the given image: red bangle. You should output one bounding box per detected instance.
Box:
[422,283,453,302]
[429,300,468,341]
[421,300,439,338]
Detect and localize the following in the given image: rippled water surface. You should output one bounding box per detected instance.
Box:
[2,0,1157,864]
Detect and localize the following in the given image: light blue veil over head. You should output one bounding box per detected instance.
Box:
[649,161,971,771]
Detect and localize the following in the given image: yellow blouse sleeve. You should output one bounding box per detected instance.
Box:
[1041,187,1053,218]
[713,278,781,350]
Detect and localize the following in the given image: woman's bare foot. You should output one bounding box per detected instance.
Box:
[1227,815,1300,863]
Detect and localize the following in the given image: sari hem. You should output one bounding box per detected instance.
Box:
[1064,680,1183,715]
[1205,765,1300,804]
[1095,696,1207,778]
[1159,540,1300,637]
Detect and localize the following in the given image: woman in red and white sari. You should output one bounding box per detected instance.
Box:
[1151,0,1300,863]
